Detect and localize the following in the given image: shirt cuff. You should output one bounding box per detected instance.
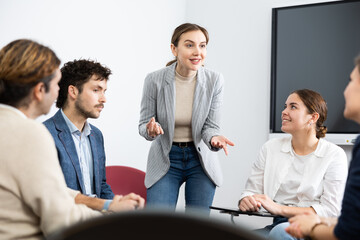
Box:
[102,200,113,211]
[311,204,325,217]
[239,192,255,201]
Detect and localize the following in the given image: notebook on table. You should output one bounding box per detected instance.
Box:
[210,206,279,218]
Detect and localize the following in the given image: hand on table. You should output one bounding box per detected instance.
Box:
[238,195,262,212]
[108,193,145,212]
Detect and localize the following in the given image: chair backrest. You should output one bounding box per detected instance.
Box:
[105,165,146,202]
[47,210,266,240]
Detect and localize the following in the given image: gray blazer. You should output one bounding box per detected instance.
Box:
[139,63,224,188]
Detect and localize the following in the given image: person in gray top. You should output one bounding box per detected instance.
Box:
[139,23,234,214]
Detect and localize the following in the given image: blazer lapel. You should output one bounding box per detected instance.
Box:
[163,64,176,142]
[192,67,206,140]
[54,110,86,193]
[88,132,100,197]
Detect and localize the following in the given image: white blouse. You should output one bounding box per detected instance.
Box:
[240,137,348,217]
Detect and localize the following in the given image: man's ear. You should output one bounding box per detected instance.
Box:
[68,85,78,100]
[33,82,45,101]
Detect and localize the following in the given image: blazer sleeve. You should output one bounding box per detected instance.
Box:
[201,72,224,150]
[139,73,159,141]
[100,179,114,200]
[98,132,114,199]
[100,174,114,199]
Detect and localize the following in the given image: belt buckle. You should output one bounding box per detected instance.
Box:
[180,142,188,148]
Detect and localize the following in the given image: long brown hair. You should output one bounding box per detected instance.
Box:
[292,89,328,138]
[166,23,209,67]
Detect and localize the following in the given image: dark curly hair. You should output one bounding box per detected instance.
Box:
[56,59,111,108]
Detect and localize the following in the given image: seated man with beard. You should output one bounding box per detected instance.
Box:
[44,59,143,211]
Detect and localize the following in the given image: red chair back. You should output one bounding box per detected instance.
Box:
[106,165,147,202]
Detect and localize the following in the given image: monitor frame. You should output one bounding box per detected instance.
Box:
[269,0,360,145]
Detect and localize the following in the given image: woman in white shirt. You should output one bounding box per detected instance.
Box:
[238,89,348,239]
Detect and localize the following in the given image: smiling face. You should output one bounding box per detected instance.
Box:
[74,75,107,119]
[171,30,207,77]
[344,65,360,124]
[281,93,314,134]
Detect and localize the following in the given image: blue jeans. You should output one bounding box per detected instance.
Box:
[253,216,288,238]
[268,222,300,240]
[146,145,216,215]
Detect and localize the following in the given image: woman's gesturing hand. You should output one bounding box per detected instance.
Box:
[211,135,235,155]
[146,117,164,137]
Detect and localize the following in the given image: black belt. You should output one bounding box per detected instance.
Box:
[172,141,194,148]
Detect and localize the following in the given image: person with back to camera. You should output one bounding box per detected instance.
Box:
[0,39,97,239]
[237,89,348,239]
[0,39,144,239]
[139,23,234,214]
[285,54,360,240]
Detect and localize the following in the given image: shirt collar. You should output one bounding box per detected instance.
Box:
[281,136,325,158]
[0,103,27,119]
[60,109,92,136]
[175,69,197,82]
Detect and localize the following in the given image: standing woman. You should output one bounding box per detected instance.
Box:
[139,23,234,213]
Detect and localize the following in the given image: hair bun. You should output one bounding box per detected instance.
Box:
[319,125,327,132]
[316,125,327,138]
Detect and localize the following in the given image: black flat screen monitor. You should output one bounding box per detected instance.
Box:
[270,0,360,136]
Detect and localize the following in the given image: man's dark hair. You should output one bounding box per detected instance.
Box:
[56,59,112,108]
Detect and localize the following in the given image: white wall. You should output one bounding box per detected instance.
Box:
[0,0,186,171]
[0,0,350,229]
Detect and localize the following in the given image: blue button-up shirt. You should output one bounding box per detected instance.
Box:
[61,110,95,196]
